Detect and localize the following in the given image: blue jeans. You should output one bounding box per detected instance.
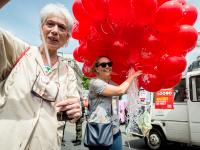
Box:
[88,131,122,150]
[110,131,122,150]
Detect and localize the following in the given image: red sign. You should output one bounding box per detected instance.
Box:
[155,88,174,109]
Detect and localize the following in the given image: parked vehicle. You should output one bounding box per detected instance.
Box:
[145,65,200,150]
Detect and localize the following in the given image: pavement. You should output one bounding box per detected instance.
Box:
[61,121,200,150]
[61,121,146,150]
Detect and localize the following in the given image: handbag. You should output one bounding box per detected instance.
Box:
[84,98,113,147]
[84,122,113,147]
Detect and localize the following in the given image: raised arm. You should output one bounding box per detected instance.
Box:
[101,70,142,96]
[0,28,29,80]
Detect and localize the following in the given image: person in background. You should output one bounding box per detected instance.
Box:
[0,3,81,150]
[86,56,142,150]
[71,97,85,146]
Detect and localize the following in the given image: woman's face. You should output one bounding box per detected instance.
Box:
[42,16,69,52]
[96,57,112,78]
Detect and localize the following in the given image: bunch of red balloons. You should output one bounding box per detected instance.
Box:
[72,0,198,92]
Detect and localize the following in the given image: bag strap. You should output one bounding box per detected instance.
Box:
[13,47,30,68]
[4,47,30,79]
[88,94,113,122]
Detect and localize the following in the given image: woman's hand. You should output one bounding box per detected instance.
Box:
[56,97,82,122]
[128,69,143,79]
[133,70,143,78]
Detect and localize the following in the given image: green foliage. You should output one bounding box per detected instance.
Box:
[82,76,91,90]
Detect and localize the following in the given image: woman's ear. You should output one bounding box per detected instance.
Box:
[95,68,99,73]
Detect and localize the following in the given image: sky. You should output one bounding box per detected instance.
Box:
[0,0,199,67]
[0,0,78,53]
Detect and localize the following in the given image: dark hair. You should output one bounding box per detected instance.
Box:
[91,56,112,74]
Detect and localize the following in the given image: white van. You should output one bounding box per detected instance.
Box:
[145,66,200,149]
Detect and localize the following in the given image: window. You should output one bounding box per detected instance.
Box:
[189,75,200,102]
[152,79,186,103]
[196,76,200,101]
[174,79,186,102]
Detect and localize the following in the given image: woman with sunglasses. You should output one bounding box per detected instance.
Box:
[0,3,81,150]
[86,56,142,150]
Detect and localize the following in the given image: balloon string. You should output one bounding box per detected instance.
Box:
[40,27,52,67]
[100,21,115,35]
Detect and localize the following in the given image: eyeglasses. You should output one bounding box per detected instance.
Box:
[96,62,113,68]
[31,73,59,102]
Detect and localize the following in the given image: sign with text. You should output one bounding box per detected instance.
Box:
[155,88,174,109]
[139,89,151,105]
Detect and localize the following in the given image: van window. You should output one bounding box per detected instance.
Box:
[196,76,200,101]
[189,75,200,102]
[174,79,186,102]
[152,79,186,103]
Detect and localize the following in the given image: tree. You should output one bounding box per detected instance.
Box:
[82,76,90,90]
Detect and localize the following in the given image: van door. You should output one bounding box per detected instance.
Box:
[188,75,200,146]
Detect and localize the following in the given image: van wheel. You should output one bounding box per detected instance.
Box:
[145,128,165,150]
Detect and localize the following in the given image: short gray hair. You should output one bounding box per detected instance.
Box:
[40,3,74,36]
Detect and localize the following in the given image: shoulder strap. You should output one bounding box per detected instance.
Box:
[4,47,30,79]
[13,47,30,68]
[89,96,101,115]
[89,95,113,118]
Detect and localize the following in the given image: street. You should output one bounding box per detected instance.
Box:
[61,121,200,150]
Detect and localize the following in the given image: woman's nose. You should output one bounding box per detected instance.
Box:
[51,25,59,35]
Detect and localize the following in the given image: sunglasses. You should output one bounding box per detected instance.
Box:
[96,62,113,68]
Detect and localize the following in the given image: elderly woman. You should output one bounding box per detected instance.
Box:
[0,3,81,150]
[87,56,142,150]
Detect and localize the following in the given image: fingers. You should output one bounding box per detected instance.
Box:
[68,111,82,121]
[56,97,79,107]
[57,101,80,112]
[128,68,135,77]
[55,97,82,120]
[135,70,143,77]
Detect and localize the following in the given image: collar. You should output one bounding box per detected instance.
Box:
[35,49,60,75]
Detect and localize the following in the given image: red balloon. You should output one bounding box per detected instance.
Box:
[180,4,198,25]
[157,0,171,7]
[141,35,165,59]
[100,19,115,35]
[154,1,183,32]
[72,0,90,22]
[168,25,198,54]
[131,0,157,25]
[177,0,186,5]
[77,43,99,63]
[121,25,145,49]
[72,20,90,40]
[86,26,112,54]
[108,0,132,28]
[110,39,131,57]
[82,62,96,78]
[112,62,129,77]
[111,74,126,85]
[162,74,182,89]
[139,73,163,92]
[127,49,140,67]
[158,55,186,77]
[77,43,89,60]
[71,0,197,88]
[73,47,84,62]
[82,0,108,22]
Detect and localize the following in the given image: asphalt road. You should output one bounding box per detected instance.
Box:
[61,121,200,150]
